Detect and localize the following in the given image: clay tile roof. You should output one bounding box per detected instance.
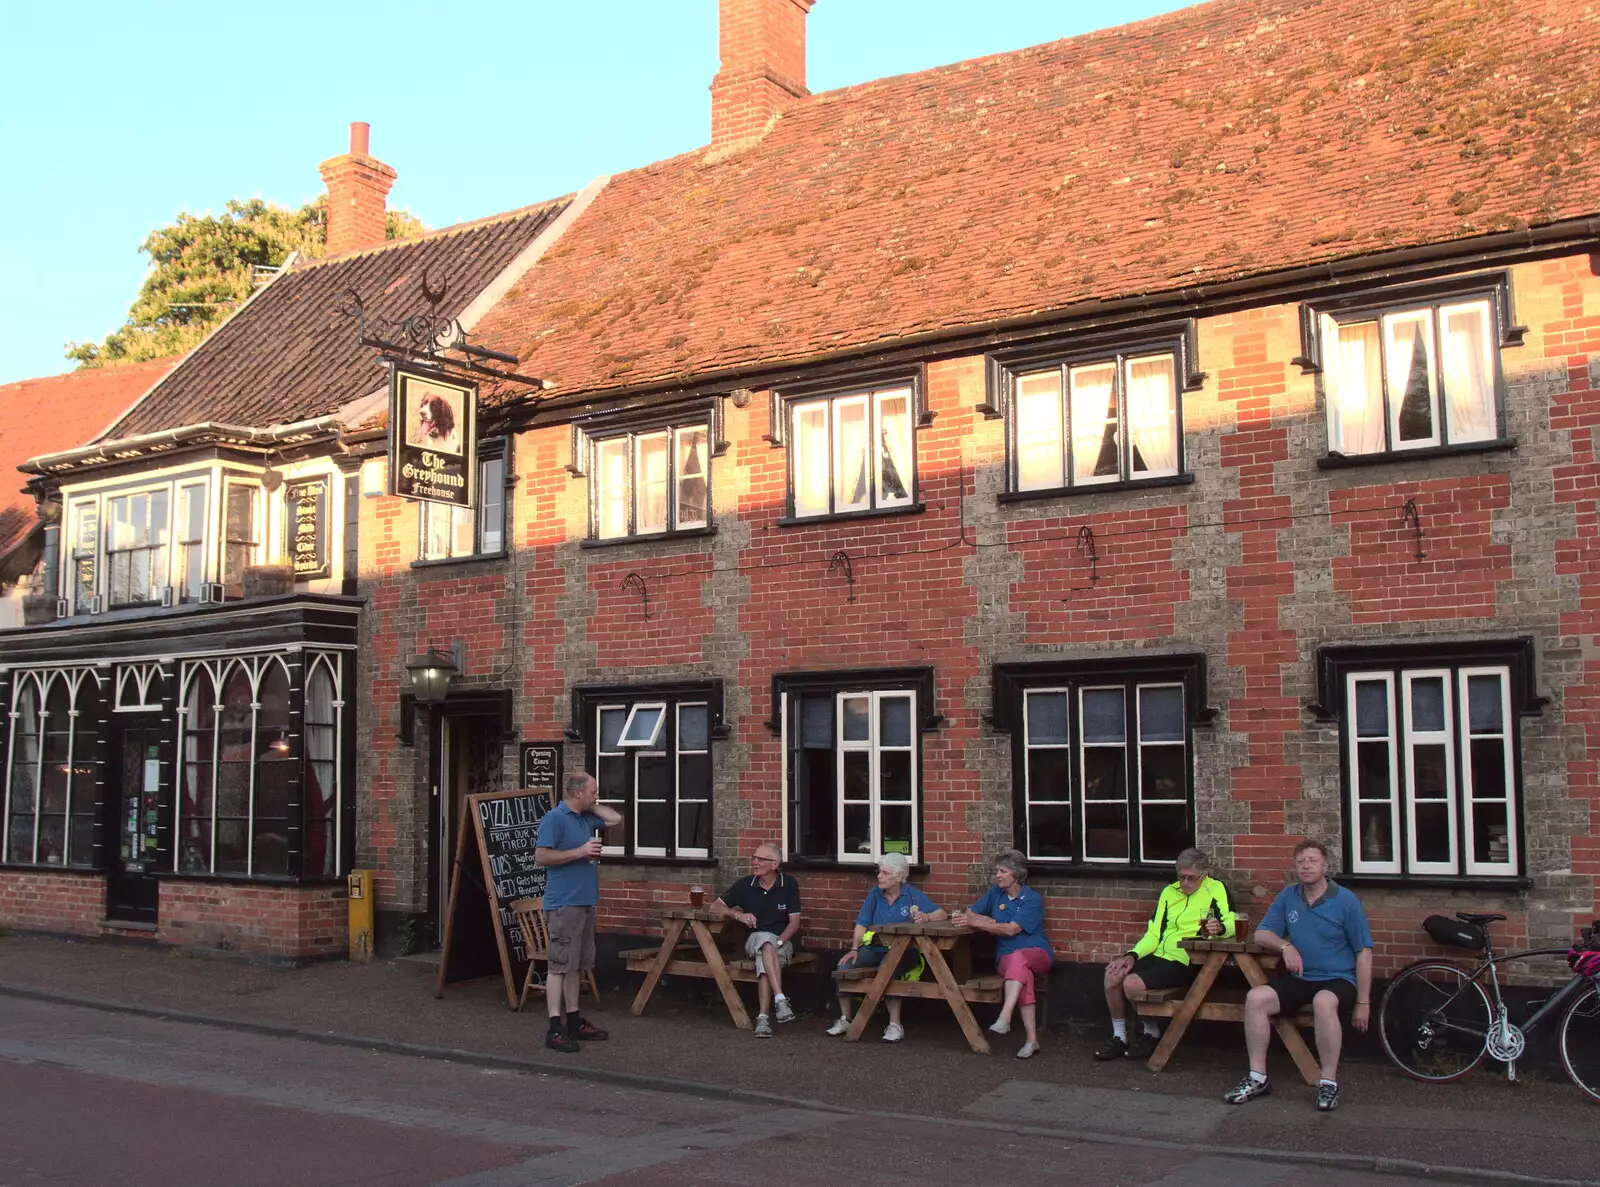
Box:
[0,357,178,564]
[108,200,570,439]
[473,0,1600,397]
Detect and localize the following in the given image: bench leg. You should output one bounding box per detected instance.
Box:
[1235,951,1321,1087]
[918,935,990,1055]
[844,936,910,1043]
[692,919,752,1031]
[630,917,687,1017]
[1146,952,1225,1073]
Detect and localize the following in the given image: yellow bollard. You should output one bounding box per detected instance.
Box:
[347,869,374,962]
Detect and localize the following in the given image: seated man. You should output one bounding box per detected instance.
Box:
[1097,848,1235,1061]
[709,842,802,1038]
[1224,839,1372,1112]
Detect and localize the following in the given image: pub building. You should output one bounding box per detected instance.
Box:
[5,0,1600,1009]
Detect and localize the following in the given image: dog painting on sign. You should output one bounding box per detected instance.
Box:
[406,381,464,456]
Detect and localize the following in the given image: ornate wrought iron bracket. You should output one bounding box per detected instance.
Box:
[1400,498,1427,561]
[621,572,651,620]
[828,550,857,602]
[335,271,552,391]
[1075,525,1101,583]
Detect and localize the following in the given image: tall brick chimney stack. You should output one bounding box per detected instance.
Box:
[318,122,397,255]
[710,0,813,149]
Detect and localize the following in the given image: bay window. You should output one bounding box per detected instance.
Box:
[106,489,170,607]
[222,483,260,591]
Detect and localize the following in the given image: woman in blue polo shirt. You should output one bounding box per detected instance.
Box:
[825,852,947,1043]
[955,849,1053,1059]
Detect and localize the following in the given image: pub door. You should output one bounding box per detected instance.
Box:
[107,722,163,924]
[427,713,504,945]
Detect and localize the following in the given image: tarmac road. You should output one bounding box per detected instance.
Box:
[0,997,1491,1187]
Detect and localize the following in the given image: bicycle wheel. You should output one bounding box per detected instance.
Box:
[1379,961,1492,1082]
[1558,982,1600,1103]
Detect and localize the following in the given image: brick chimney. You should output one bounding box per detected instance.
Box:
[710,0,813,149]
[318,122,397,255]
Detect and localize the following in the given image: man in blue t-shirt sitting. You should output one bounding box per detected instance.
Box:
[534,771,623,1054]
[1224,839,1373,1112]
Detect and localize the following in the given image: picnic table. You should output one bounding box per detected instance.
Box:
[623,906,816,1030]
[835,920,1002,1055]
[1133,934,1321,1086]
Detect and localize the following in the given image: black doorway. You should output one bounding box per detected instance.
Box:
[107,722,163,924]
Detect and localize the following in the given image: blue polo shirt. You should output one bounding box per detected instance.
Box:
[856,883,939,936]
[535,802,606,908]
[1259,880,1373,984]
[970,885,1053,959]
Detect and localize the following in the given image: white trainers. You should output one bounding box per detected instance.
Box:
[1015,1041,1039,1059]
[754,1014,773,1038]
[774,996,796,1023]
[988,1016,1011,1035]
[882,1022,905,1043]
[825,1016,851,1036]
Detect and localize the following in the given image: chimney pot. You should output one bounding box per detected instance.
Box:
[319,124,397,255]
[711,0,813,150]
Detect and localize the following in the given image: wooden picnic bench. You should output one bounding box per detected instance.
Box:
[835,921,999,1054]
[624,907,816,1030]
[1129,934,1322,1086]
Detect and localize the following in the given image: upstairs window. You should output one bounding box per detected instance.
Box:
[221,483,261,593]
[175,483,207,602]
[591,424,709,539]
[1012,353,1181,491]
[789,386,915,519]
[68,500,98,614]
[1304,274,1521,461]
[419,440,508,561]
[106,490,170,607]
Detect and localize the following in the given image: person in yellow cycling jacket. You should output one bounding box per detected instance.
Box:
[1095,848,1236,1061]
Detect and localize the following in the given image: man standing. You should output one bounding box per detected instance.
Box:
[1225,839,1373,1111]
[710,843,803,1037]
[534,771,623,1054]
[1097,848,1234,1061]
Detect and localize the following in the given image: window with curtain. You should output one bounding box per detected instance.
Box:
[588,424,709,540]
[221,484,260,593]
[1006,351,1181,492]
[2,669,99,868]
[576,682,719,858]
[176,653,345,880]
[68,500,99,614]
[418,440,509,561]
[994,657,1205,868]
[176,483,207,602]
[106,489,171,607]
[788,387,915,518]
[1320,295,1501,456]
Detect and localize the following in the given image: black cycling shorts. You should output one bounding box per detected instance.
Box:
[1268,974,1357,1014]
[1128,955,1196,991]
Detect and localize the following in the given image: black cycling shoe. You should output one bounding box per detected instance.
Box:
[1093,1036,1129,1061]
[1125,1031,1157,1059]
[546,1029,581,1054]
[569,1018,609,1042]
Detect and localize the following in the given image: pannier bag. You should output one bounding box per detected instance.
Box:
[1423,914,1486,951]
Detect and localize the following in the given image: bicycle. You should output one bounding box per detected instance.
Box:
[1378,913,1600,1102]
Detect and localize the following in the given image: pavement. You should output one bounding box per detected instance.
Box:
[1,932,1595,1186]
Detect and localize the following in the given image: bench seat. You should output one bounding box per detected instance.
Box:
[622,948,818,982]
[834,965,1005,1004]
[1129,985,1315,1026]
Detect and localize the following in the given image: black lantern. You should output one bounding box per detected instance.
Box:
[405,648,458,704]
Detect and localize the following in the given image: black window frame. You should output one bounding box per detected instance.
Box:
[992,654,1212,872]
[771,666,939,867]
[569,680,725,860]
[1295,270,1525,467]
[568,398,726,547]
[1311,639,1542,884]
[983,321,1203,500]
[766,367,929,524]
[414,437,510,564]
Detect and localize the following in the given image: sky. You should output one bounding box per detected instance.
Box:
[0,0,1186,385]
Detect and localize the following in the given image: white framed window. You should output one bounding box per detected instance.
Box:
[1008,352,1181,492]
[3,668,101,867]
[418,442,509,560]
[221,482,261,592]
[106,488,171,607]
[1344,663,1518,877]
[115,662,165,712]
[590,424,708,540]
[175,482,208,602]
[583,684,717,858]
[1321,296,1501,456]
[67,499,99,614]
[784,677,923,864]
[996,657,1203,867]
[789,387,913,518]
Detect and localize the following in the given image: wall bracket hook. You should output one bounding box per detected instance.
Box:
[621,572,651,620]
[1075,525,1101,584]
[827,550,857,602]
[1400,499,1427,561]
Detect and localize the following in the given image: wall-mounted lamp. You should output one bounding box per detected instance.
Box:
[260,466,285,493]
[405,647,460,705]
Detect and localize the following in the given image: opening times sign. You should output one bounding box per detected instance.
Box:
[389,365,477,508]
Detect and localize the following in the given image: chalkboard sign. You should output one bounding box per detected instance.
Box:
[520,742,562,798]
[435,788,552,1008]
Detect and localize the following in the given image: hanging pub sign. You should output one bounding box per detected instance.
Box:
[283,477,329,579]
[388,364,476,508]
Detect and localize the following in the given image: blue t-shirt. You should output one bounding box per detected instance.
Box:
[970,885,1053,959]
[856,883,939,937]
[535,802,606,908]
[1259,880,1373,984]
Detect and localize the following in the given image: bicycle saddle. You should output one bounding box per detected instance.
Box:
[1456,912,1506,925]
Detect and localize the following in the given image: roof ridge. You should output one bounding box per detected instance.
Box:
[300,195,576,270]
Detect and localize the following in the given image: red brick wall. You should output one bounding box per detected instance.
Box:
[159,882,348,959]
[0,870,104,937]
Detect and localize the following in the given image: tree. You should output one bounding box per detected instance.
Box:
[67,198,427,367]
